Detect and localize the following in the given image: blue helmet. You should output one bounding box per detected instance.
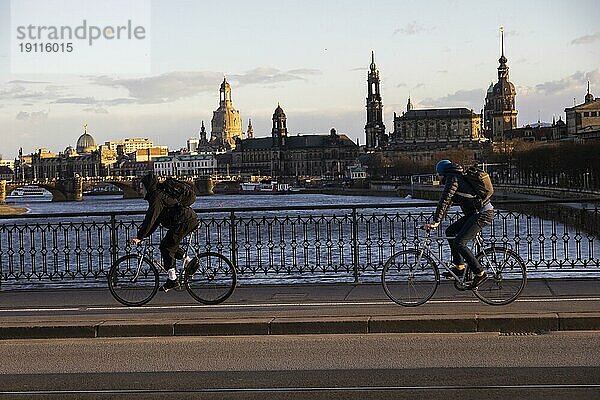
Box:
[435,159,452,175]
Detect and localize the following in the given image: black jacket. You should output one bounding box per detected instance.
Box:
[432,164,481,224]
[137,186,197,239]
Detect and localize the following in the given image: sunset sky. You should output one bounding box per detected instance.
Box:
[0,0,599,159]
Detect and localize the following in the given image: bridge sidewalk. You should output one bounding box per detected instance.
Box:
[0,279,599,339]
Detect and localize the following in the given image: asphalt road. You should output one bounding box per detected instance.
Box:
[1,331,599,399]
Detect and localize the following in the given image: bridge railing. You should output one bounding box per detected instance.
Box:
[0,200,598,288]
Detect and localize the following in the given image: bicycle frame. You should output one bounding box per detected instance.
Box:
[131,234,199,281]
[412,230,501,283]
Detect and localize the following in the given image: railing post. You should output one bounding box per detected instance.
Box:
[229,211,237,267]
[351,207,359,283]
[110,214,118,266]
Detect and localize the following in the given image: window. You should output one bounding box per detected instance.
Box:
[592,112,598,117]
[584,112,590,117]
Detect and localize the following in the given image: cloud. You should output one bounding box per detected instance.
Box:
[533,68,600,95]
[231,67,320,86]
[83,105,109,114]
[350,67,367,72]
[53,97,97,104]
[7,80,51,84]
[287,68,321,75]
[90,71,222,103]
[437,70,448,74]
[413,83,426,89]
[16,110,48,123]
[394,21,433,36]
[571,32,600,45]
[420,88,484,109]
[396,83,407,88]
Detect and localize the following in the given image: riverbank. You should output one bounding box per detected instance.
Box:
[0,205,28,216]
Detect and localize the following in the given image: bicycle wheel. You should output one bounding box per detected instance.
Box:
[382,249,439,306]
[185,252,237,305]
[108,254,160,306]
[473,246,527,305]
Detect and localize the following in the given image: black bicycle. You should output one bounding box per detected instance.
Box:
[108,233,237,307]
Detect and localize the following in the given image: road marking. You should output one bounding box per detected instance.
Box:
[2,384,599,395]
[1,297,600,313]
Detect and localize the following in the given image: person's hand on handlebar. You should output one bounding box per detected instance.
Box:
[130,238,142,245]
[422,222,439,231]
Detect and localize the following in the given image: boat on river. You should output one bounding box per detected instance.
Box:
[5,185,53,202]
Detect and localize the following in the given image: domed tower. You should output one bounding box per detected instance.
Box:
[210,76,243,150]
[76,124,97,154]
[272,103,288,147]
[365,51,386,150]
[485,27,518,141]
[585,81,594,103]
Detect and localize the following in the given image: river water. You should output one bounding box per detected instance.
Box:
[15,193,418,214]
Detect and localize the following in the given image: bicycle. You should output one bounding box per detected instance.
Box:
[381,226,527,306]
[108,233,237,307]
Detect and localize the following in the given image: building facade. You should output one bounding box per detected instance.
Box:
[210,77,243,150]
[101,138,154,154]
[391,105,485,150]
[565,82,600,141]
[365,51,386,150]
[484,28,518,141]
[153,154,217,177]
[233,105,359,179]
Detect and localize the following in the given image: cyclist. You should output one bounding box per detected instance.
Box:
[131,173,198,292]
[424,159,494,288]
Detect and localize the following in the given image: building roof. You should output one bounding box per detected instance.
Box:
[399,108,479,120]
[0,166,13,174]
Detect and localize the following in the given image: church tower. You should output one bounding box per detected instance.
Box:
[484,27,518,141]
[210,77,243,150]
[247,119,254,139]
[365,51,386,150]
[272,103,288,147]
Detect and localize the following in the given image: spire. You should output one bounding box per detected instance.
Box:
[585,80,594,103]
[83,123,88,134]
[370,50,376,71]
[407,96,413,112]
[585,81,594,103]
[247,118,254,139]
[497,26,509,80]
[500,26,505,58]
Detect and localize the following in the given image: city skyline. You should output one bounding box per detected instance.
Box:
[0,0,599,158]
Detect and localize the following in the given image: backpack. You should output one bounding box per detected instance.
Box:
[159,178,197,207]
[463,165,494,201]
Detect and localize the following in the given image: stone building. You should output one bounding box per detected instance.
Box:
[391,100,485,151]
[153,154,217,177]
[504,118,567,142]
[31,127,115,179]
[564,82,600,141]
[365,51,386,150]
[232,105,359,179]
[484,28,518,141]
[210,77,243,150]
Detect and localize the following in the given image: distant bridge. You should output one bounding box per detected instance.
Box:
[0,176,217,203]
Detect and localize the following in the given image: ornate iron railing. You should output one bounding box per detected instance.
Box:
[0,200,598,288]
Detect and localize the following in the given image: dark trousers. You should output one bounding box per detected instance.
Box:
[159,219,199,270]
[445,210,494,274]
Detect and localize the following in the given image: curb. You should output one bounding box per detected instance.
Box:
[1,313,600,340]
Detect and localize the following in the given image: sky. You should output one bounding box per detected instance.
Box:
[0,0,599,159]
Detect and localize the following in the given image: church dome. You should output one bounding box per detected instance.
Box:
[273,104,286,117]
[493,80,515,96]
[76,132,97,154]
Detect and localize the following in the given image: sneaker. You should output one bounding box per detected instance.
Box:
[442,266,466,279]
[160,278,180,292]
[471,272,489,289]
